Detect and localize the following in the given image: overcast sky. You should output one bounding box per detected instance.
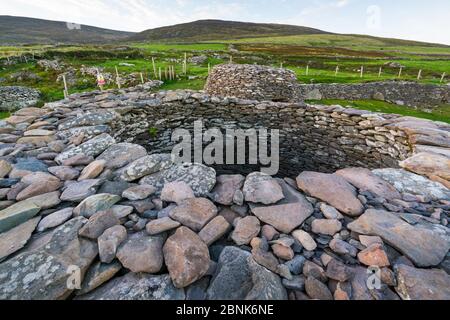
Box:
[1,0,450,45]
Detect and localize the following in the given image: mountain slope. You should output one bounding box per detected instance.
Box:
[0,16,135,45]
[128,19,331,42]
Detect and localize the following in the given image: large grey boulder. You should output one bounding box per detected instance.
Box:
[140,162,216,197]
[0,217,98,300]
[206,246,287,300]
[55,134,116,164]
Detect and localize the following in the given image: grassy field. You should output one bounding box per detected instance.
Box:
[0,111,10,119]
[0,38,449,122]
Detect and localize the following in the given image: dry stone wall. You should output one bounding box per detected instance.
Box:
[299,81,450,108]
[0,86,41,111]
[108,90,418,177]
[204,64,302,102]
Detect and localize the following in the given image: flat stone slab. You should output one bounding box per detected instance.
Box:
[55,133,116,163]
[373,168,450,201]
[297,171,364,216]
[348,209,450,267]
[335,167,401,200]
[0,200,41,233]
[0,217,40,261]
[76,273,185,300]
[206,246,287,300]
[395,264,450,300]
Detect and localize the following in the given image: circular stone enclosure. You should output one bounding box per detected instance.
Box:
[204,64,302,102]
[110,90,418,177]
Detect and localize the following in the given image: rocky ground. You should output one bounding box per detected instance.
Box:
[0,84,449,300]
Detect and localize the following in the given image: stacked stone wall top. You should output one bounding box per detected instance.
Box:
[0,86,41,112]
[299,81,450,108]
[204,64,302,103]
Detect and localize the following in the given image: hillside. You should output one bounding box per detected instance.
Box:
[128,19,331,42]
[0,16,135,45]
[130,19,450,49]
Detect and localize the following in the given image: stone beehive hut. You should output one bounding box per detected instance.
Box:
[0,84,450,300]
[204,64,302,102]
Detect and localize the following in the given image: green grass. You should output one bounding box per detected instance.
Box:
[217,34,450,55]
[1,40,448,116]
[307,99,450,123]
[131,43,227,52]
[0,111,11,119]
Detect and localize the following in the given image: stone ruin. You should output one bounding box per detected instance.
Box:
[299,81,450,108]
[205,64,302,102]
[0,86,41,112]
[0,70,449,300]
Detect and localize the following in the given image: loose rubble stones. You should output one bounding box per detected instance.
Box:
[335,167,401,200]
[348,209,450,267]
[160,181,195,204]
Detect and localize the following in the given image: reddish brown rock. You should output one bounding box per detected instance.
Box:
[231,216,261,245]
[251,202,313,234]
[348,209,450,267]
[16,173,61,201]
[161,181,195,204]
[163,227,210,288]
[311,219,342,236]
[117,231,165,273]
[305,276,333,300]
[146,217,181,235]
[219,208,240,225]
[395,264,450,300]
[326,259,355,282]
[272,244,294,261]
[303,261,327,283]
[335,167,401,200]
[210,174,245,205]
[198,216,231,246]
[169,198,218,231]
[78,210,120,240]
[261,224,279,241]
[400,152,450,184]
[358,243,390,267]
[78,160,106,181]
[296,171,364,216]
